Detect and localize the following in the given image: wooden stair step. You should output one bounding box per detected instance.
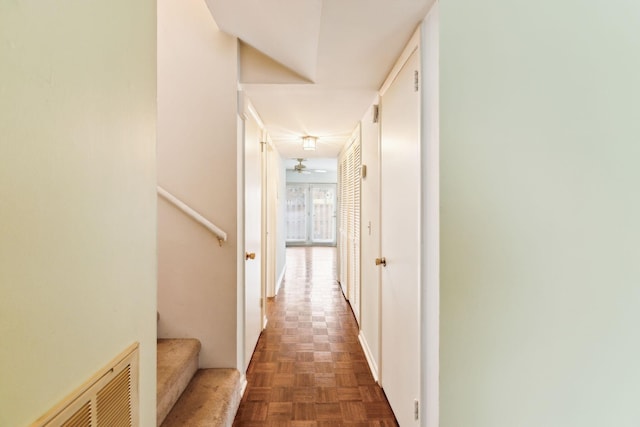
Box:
[161,369,242,427]
[157,338,201,426]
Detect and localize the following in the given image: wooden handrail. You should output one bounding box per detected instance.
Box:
[157,186,227,245]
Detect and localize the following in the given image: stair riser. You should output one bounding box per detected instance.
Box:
[157,339,201,427]
[161,369,242,427]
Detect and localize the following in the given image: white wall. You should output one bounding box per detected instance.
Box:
[286,169,338,183]
[275,161,288,294]
[359,103,381,378]
[419,4,439,427]
[266,145,287,297]
[0,1,157,426]
[157,0,239,368]
[441,1,640,426]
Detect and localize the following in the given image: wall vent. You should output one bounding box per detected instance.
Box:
[32,343,139,427]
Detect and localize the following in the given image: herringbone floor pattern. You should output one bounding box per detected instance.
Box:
[233,247,398,426]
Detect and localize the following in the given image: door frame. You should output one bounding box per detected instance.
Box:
[419,6,440,427]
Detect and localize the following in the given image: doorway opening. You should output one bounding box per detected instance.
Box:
[285,183,337,246]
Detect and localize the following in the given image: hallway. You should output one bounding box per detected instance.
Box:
[234,247,398,426]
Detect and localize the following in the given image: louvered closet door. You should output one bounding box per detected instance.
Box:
[347,148,355,303]
[338,135,362,323]
[352,142,361,323]
[339,158,349,293]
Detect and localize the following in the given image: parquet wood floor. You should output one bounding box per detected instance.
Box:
[234,247,398,427]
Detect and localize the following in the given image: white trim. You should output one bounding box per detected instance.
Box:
[265,133,275,150]
[247,101,265,130]
[239,374,248,397]
[262,315,268,330]
[379,26,421,97]
[373,93,383,388]
[358,331,379,383]
[236,114,246,373]
[275,264,286,295]
[338,123,361,159]
[420,3,440,427]
[157,186,228,243]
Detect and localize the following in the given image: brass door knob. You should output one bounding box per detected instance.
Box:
[245,252,256,260]
[375,257,386,267]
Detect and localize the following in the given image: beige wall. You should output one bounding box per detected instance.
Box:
[0,1,157,426]
[359,103,381,378]
[441,1,640,425]
[157,0,239,368]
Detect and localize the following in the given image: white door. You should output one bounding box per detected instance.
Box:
[380,48,421,426]
[244,112,262,370]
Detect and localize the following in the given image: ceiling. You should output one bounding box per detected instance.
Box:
[206,0,434,160]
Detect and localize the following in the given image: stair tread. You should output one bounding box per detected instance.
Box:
[161,369,242,427]
[157,338,201,426]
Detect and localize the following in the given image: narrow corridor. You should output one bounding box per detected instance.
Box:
[234,247,398,426]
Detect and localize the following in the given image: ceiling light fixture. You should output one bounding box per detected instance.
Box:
[302,136,317,151]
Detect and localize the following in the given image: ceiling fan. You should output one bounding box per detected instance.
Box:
[288,158,311,174]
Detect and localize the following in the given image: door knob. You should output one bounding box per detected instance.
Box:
[375,257,386,267]
[245,252,256,260]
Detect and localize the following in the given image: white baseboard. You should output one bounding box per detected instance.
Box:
[358,331,379,383]
[275,264,286,295]
[239,374,248,397]
[262,315,268,330]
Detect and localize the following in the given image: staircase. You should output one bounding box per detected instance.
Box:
[157,338,242,427]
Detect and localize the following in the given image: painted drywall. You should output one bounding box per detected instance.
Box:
[157,0,238,368]
[441,1,640,426]
[266,143,287,298]
[419,4,439,427]
[359,102,382,378]
[239,41,310,84]
[0,1,157,425]
[275,159,288,294]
